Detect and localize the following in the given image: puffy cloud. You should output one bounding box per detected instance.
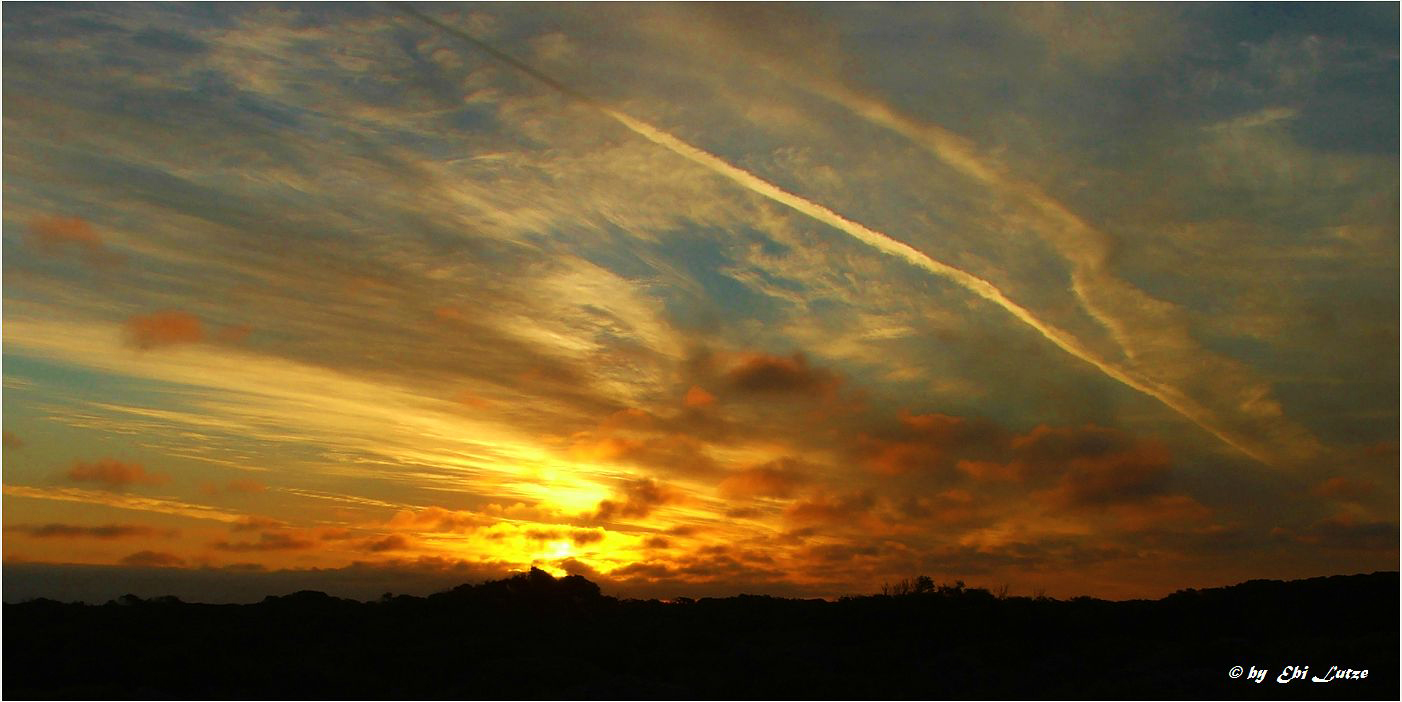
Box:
[125,310,204,350]
[65,459,169,488]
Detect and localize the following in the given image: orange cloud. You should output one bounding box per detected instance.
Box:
[120,550,186,567]
[65,459,168,488]
[216,324,253,344]
[1106,495,1211,532]
[387,507,488,533]
[570,432,719,477]
[126,310,204,349]
[1048,442,1172,507]
[718,457,810,498]
[856,410,1006,476]
[434,305,467,322]
[225,478,267,494]
[683,385,716,407]
[363,534,413,552]
[725,352,839,397]
[204,479,268,496]
[954,459,1020,482]
[452,390,492,409]
[594,478,679,521]
[1284,515,1398,551]
[26,216,121,265]
[229,516,285,532]
[1311,476,1375,501]
[785,491,875,526]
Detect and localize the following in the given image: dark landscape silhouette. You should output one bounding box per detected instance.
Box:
[4,570,1397,699]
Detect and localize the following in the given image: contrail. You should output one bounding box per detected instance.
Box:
[396,6,1273,465]
[792,78,1320,465]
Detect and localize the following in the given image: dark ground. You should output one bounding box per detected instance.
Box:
[4,570,1397,699]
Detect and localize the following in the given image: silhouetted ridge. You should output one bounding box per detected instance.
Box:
[432,567,606,605]
[4,571,1396,699]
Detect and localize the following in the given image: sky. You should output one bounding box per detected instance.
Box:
[2,2,1398,603]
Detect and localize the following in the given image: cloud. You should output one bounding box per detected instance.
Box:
[717,457,810,498]
[120,551,187,568]
[1282,515,1398,552]
[216,324,253,344]
[229,516,286,532]
[3,432,23,450]
[225,478,267,494]
[65,458,169,488]
[570,431,720,478]
[593,478,679,521]
[1105,495,1211,533]
[386,507,488,533]
[7,523,175,539]
[856,410,1006,476]
[213,532,315,552]
[683,385,716,408]
[25,216,120,265]
[1003,425,1175,507]
[202,478,268,496]
[724,507,764,519]
[1311,476,1375,501]
[1207,106,1300,132]
[125,310,204,349]
[2,484,245,524]
[784,491,875,526]
[725,352,839,397]
[570,529,604,546]
[662,5,1319,467]
[362,534,413,552]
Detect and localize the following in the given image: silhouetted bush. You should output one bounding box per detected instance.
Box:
[3,569,1396,699]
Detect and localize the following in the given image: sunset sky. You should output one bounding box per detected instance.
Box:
[3,3,1397,603]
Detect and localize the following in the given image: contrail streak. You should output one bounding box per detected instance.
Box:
[396,6,1273,465]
